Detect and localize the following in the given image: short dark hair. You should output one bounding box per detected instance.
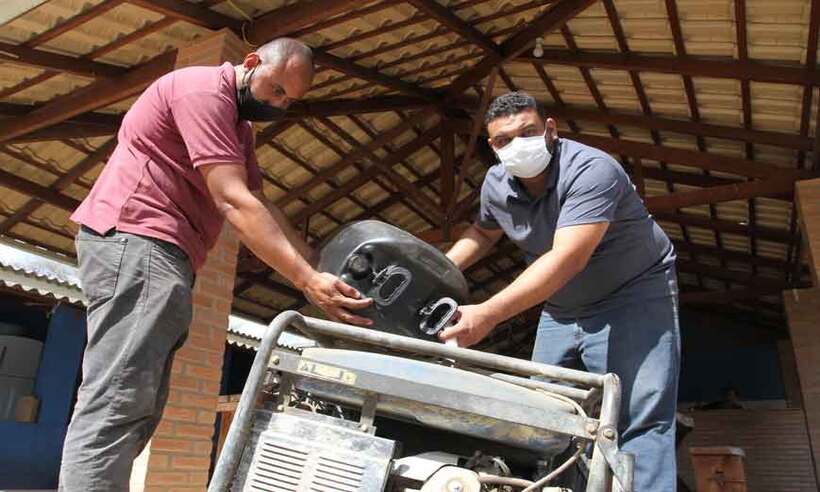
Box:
[484,91,546,128]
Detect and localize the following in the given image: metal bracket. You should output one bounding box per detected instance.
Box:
[358,392,379,434]
[595,426,634,492]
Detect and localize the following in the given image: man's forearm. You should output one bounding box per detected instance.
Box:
[446,224,499,270]
[263,199,315,265]
[223,196,315,289]
[483,248,584,324]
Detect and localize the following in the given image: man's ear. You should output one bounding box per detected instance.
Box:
[545,117,558,141]
[243,52,261,69]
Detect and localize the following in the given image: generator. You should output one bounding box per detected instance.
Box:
[209,313,634,492]
[209,222,633,491]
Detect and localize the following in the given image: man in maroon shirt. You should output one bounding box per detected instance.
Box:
[59,38,371,491]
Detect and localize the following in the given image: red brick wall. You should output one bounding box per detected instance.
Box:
[677,409,817,491]
[130,29,246,492]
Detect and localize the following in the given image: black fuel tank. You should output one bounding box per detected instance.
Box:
[318,221,469,340]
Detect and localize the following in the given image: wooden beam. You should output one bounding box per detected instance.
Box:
[22,0,126,47]
[676,259,789,289]
[312,49,440,102]
[519,50,820,86]
[680,286,795,304]
[0,138,117,234]
[0,41,126,78]
[6,121,118,143]
[446,0,598,97]
[645,176,801,212]
[288,95,433,117]
[440,123,455,215]
[292,126,442,223]
[564,132,800,180]
[453,68,497,204]
[128,0,242,31]
[0,50,177,143]
[245,0,362,45]
[274,109,436,208]
[0,169,79,211]
[654,211,794,244]
[673,240,789,270]
[405,0,501,56]
[539,104,812,151]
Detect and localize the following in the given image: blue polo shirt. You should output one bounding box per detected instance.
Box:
[478,138,677,319]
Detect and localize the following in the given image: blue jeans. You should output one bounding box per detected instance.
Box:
[533,295,680,492]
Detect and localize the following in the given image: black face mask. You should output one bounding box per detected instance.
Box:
[236,66,286,122]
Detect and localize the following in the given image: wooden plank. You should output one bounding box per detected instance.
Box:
[519,50,820,86]
[312,49,440,102]
[645,177,799,211]
[274,109,435,208]
[565,132,799,180]
[680,287,791,304]
[0,41,126,78]
[292,126,442,223]
[406,0,500,56]
[446,0,598,96]
[22,0,126,47]
[0,169,79,211]
[440,123,455,214]
[288,95,433,117]
[0,50,177,143]
[454,68,497,203]
[654,212,794,244]
[128,0,242,31]
[541,105,812,151]
[246,0,362,45]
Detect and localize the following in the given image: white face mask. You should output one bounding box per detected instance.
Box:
[494,129,552,178]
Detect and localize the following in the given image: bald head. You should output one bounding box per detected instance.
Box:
[237,37,314,112]
[256,38,313,69]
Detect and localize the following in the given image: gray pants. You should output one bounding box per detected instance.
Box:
[59,227,194,491]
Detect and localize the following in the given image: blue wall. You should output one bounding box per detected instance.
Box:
[677,308,785,403]
[0,303,86,489]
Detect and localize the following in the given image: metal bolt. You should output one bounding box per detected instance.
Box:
[585,422,598,435]
[271,355,280,365]
[603,428,616,439]
[359,424,368,432]
[447,481,463,492]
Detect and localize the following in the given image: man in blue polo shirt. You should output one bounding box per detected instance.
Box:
[441,91,680,491]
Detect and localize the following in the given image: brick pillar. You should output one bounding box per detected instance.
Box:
[130,29,246,492]
[782,178,820,487]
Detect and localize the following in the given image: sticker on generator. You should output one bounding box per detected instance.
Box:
[297,359,358,385]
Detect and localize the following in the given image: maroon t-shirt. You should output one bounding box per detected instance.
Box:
[72,62,262,270]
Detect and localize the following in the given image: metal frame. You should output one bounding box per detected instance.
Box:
[209,311,634,492]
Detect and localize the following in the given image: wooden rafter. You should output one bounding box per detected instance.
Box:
[644,176,800,212]
[128,0,243,31]
[291,126,442,224]
[654,212,794,244]
[405,0,500,57]
[0,40,125,79]
[446,0,598,97]
[312,49,441,102]
[0,50,177,143]
[520,50,820,86]
[273,109,436,209]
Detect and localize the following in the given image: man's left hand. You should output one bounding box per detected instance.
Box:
[438,303,499,347]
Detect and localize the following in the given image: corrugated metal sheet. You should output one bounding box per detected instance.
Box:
[0,238,303,348]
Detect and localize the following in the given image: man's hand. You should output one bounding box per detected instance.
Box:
[438,303,499,347]
[301,271,373,326]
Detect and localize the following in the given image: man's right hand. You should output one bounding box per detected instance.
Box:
[300,271,373,326]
